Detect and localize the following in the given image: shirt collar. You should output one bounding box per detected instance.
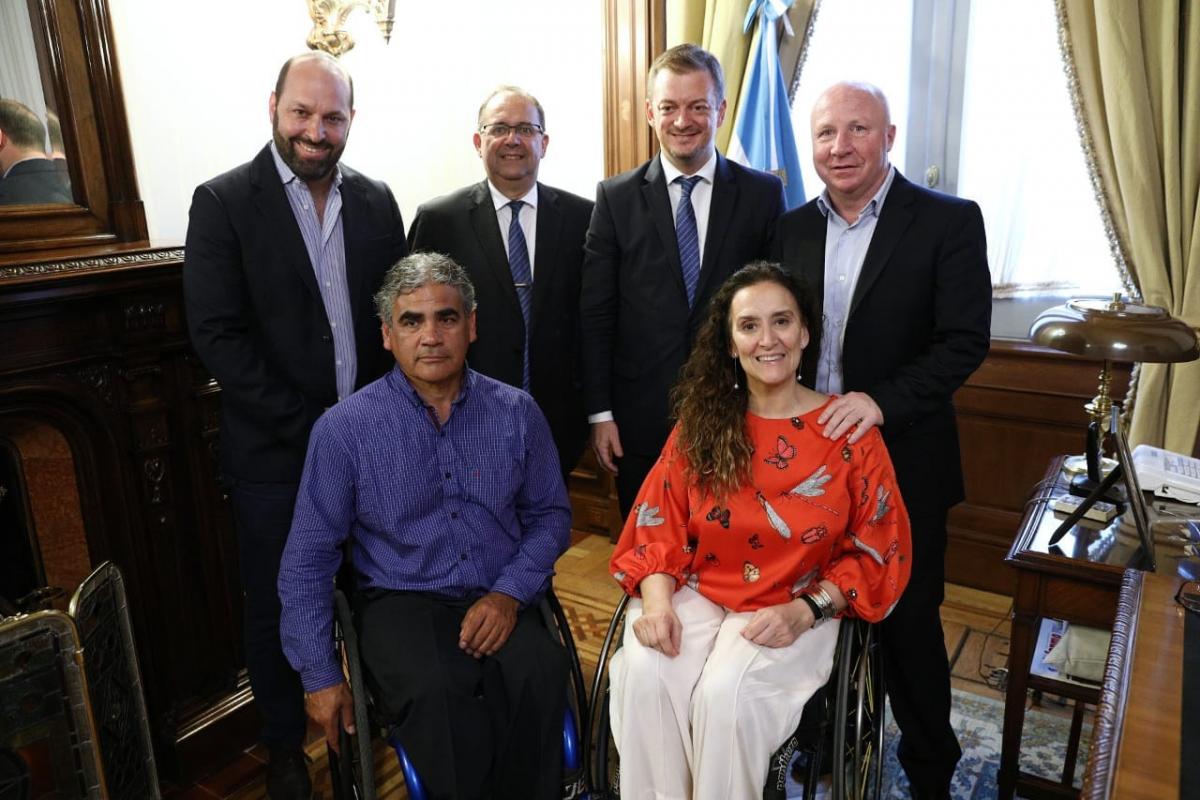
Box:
[488,180,538,212]
[2,155,46,179]
[388,363,475,411]
[269,139,343,190]
[816,164,895,223]
[660,151,717,187]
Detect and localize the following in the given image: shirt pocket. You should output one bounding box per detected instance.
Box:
[463,465,520,517]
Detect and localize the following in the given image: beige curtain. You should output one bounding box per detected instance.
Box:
[1059,0,1200,453]
[666,0,817,154]
[667,0,753,154]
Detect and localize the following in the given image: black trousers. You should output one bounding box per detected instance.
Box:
[880,508,962,796]
[227,478,308,750]
[614,451,658,519]
[356,590,568,800]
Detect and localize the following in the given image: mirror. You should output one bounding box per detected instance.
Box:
[0,0,74,206]
[0,0,146,259]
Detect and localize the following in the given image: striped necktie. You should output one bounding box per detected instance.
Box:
[506,200,533,391]
[674,175,702,307]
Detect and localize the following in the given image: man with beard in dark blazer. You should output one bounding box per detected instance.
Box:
[408,86,591,478]
[183,52,407,799]
[773,81,992,800]
[581,44,785,515]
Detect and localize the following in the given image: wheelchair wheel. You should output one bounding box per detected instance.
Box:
[832,620,885,800]
[541,589,591,799]
[588,594,629,799]
[329,589,376,800]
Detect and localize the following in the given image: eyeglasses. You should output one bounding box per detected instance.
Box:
[479,122,544,139]
[1176,581,1200,615]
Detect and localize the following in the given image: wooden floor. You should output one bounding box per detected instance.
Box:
[168,532,1017,799]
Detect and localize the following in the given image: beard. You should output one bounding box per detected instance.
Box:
[272,115,343,182]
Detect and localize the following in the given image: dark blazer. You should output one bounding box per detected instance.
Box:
[184,144,408,483]
[581,153,785,455]
[772,171,992,517]
[0,157,72,205]
[407,180,592,473]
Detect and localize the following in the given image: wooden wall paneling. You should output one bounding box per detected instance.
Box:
[602,0,666,176]
[947,340,1132,595]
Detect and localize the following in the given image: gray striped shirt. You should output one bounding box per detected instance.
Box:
[270,142,356,400]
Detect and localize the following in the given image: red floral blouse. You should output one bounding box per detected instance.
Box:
[610,404,912,621]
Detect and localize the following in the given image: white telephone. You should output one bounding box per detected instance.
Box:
[1131,444,1200,504]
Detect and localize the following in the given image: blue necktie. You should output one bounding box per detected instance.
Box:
[507,200,533,392]
[675,175,703,307]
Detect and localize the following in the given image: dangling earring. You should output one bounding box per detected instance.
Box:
[732,356,740,390]
[796,366,803,383]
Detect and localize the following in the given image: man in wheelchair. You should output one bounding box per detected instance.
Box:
[278,252,573,799]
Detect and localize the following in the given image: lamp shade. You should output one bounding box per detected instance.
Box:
[1030,295,1200,363]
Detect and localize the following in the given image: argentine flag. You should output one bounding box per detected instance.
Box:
[727,0,805,209]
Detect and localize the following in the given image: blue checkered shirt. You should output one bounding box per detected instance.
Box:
[278,366,571,691]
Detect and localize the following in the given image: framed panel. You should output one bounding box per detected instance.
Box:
[0,0,147,258]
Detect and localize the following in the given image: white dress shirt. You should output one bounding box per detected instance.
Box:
[660,152,717,266]
[488,181,538,276]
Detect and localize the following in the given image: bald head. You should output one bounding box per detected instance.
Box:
[809,81,896,222]
[275,51,354,110]
[812,81,891,128]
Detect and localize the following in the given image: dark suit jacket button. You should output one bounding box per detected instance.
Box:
[321,334,332,342]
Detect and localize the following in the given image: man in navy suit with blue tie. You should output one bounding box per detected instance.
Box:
[581,44,786,515]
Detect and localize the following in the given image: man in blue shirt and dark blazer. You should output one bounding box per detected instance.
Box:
[279,252,571,800]
[581,43,785,516]
[408,87,592,478]
[773,81,992,800]
[183,52,407,799]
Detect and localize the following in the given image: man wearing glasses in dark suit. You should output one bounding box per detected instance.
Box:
[408,87,592,481]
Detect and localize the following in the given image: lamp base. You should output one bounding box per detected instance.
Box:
[1069,472,1127,507]
[1061,454,1117,478]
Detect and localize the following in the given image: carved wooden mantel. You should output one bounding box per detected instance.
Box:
[0,247,253,781]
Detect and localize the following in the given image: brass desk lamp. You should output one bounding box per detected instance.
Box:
[1030,293,1200,497]
[1030,294,1198,564]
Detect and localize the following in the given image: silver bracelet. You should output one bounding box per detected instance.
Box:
[806,586,837,624]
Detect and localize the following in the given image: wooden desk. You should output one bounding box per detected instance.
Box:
[999,457,1148,799]
[1082,569,1187,799]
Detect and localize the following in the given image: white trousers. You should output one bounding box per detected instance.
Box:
[608,587,840,800]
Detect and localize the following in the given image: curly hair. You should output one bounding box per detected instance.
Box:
[670,262,815,500]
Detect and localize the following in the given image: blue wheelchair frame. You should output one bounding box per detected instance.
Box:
[328,588,591,800]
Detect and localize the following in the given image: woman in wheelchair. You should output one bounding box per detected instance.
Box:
[607,262,912,798]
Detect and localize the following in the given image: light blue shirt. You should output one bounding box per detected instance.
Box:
[814,166,896,395]
[270,141,356,401]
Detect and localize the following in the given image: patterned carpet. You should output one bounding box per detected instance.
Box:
[883,690,1089,799]
[232,533,1087,799]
